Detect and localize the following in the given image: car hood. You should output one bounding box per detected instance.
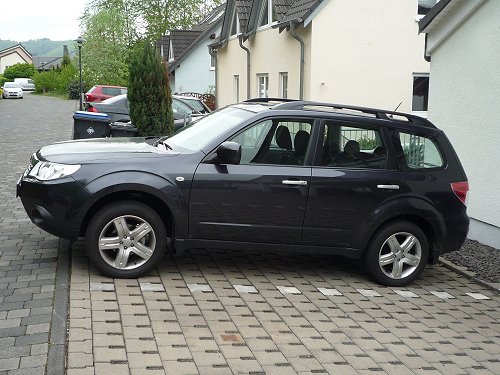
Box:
[4,88,22,92]
[37,137,179,164]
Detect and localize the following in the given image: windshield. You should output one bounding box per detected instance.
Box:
[178,98,207,113]
[4,83,20,88]
[167,107,254,151]
[172,98,195,116]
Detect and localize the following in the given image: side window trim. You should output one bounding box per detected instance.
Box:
[313,119,393,170]
[206,116,319,167]
[391,128,446,171]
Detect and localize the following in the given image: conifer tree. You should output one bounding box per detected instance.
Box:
[128,42,173,136]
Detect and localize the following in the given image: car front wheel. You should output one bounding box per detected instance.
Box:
[363,221,429,286]
[85,201,167,278]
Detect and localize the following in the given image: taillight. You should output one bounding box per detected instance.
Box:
[87,106,98,112]
[451,181,469,205]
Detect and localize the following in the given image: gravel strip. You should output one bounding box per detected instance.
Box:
[443,239,500,283]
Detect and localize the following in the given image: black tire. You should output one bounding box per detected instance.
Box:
[363,221,429,286]
[85,200,167,278]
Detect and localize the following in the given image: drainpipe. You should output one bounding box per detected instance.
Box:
[290,21,305,100]
[209,46,218,109]
[238,35,251,100]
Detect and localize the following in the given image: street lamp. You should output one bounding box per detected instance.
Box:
[75,36,84,111]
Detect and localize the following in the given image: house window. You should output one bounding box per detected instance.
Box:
[234,75,240,103]
[259,0,277,27]
[168,40,174,61]
[418,0,439,17]
[257,74,269,98]
[230,10,240,36]
[279,72,288,99]
[210,54,216,70]
[412,74,429,112]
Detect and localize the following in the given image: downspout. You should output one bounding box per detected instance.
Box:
[290,21,305,100]
[238,35,251,100]
[209,46,218,109]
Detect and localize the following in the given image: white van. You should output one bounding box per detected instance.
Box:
[14,78,35,91]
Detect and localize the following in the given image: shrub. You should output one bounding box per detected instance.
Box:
[0,74,9,87]
[3,63,36,79]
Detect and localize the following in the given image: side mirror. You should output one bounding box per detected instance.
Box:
[216,141,241,165]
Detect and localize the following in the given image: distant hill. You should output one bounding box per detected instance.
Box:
[0,38,76,57]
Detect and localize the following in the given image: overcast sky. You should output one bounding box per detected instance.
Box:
[1,0,88,41]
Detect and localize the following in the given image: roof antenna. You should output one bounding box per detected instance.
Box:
[388,101,402,118]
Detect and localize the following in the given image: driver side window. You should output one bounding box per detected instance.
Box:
[230,118,313,165]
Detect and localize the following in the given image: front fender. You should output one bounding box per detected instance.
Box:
[76,171,190,238]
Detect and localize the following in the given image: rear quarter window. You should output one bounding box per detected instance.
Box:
[398,132,443,169]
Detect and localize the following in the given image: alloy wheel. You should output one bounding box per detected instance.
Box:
[98,215,156,270]
[378,231,422,279]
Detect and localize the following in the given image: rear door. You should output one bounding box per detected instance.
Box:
[189,117,318,244]
[302,119,403,249]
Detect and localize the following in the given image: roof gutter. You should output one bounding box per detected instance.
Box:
[290,21,305,100]
[208,46,218,109]
[238,35,251,100]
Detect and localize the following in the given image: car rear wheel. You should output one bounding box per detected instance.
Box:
[363,221,429,286]
[85,201,167,278]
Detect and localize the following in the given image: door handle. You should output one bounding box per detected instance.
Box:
[282,180,308,186]
[377,184,400,190]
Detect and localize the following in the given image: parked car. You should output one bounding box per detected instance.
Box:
[2,82,23,99]
[85,85,127,106]
[14,78,35,91]
[88,94,206,130]
[17,99,469,286]
[176,95,211,114]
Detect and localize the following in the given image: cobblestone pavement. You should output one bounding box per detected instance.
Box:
[0,94,75,374]
[68,241,500,375]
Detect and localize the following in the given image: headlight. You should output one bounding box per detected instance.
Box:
[28,162,80,181]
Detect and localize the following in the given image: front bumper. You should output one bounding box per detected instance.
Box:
[17,175,91,239]
[4,91,23,98]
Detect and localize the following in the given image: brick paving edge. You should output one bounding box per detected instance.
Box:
[438,257,500,294]
[47,238,71,375]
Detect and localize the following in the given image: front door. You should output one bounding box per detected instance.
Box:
[189,117,317,244]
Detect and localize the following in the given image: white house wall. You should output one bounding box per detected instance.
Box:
[217,25,311,107]
[426,0,500,247]
[309,0,429,113]
[0,52,28,74]
[173,26,221,94]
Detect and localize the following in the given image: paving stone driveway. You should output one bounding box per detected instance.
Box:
[67,242,500,375]
[0,94,75,374]
[1,94,499,375]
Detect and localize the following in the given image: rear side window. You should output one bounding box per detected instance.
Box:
[102,87,122,96]
[319,122,387,169]
[398,132,443,169]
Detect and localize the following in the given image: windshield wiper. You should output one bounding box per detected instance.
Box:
[153,136,172,149]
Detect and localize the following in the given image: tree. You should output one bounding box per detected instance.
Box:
[3,63,36,79]
[128,42,173,136]
[80,6,133,87]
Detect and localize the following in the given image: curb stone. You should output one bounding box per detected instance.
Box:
[438,257,500,294]
[47,239,71,375]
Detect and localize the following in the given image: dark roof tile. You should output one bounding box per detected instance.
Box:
[279,0,322,25]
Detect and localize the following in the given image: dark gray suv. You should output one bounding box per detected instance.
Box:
[17,99,469,286]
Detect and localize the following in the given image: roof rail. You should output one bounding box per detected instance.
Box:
[243,98,299,104]
[271,101,434,127]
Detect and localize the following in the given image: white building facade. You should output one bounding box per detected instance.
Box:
[420,0,500,248]
[215,0,431,116]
